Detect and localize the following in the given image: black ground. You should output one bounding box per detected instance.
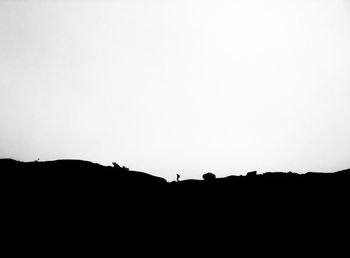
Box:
[1,158,349,254]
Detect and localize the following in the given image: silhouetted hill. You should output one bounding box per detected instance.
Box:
[0,159,168,217]
[1,159,166,195]
[1,158,349,201]
[2,158,348,218]
[0,158,166,183]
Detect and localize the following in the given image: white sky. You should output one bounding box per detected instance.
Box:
[1,0,350,180]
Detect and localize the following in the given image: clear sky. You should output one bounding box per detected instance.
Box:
[1,0,349,181]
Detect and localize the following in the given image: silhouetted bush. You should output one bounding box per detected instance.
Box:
[203,172,216,181]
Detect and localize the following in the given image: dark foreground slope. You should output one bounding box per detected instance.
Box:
[1,159,349,253]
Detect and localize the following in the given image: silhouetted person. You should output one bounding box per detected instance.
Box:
[176,173,180,182]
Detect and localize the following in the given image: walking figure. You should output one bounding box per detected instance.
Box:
[176,173,180,182]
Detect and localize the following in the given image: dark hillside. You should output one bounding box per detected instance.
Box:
[1,158,349,208]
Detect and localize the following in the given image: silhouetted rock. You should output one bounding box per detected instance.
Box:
[246,171,257,177]
[202,172,216,181]
[112,162,122,169]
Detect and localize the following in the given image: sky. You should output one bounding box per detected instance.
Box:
[1,0,350,181]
